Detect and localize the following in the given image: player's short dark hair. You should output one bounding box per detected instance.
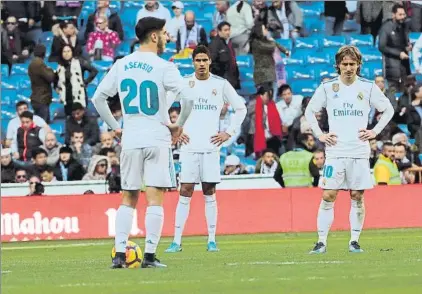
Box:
[15,167,27,174]
[71,129,84,137]
[382,141,394,149]
[278,84,292,96]
[394,142,406,149]
[217,21,231,31]
[16,100,28,109]
[72,102,85,112]
[99,147,115,156]
[32,148,48,159]
[392,3,405,13]
[192,45,211,60]
[20,111,33,120]
[40,165,54,174]
[135,17,166,44]
[256,83,273,97]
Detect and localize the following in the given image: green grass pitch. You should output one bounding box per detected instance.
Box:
[2,229,422,294]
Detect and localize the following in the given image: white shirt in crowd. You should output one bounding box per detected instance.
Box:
[167,15,185,40]
[168,74,247,153]
[275,2,290,39]
[136,1,171,23]
[412,34,422,72]
[226,0,254,38]
[305,77,394,159]
[6,115,47,141]
[93,51,195,150]
[276,95,303,127]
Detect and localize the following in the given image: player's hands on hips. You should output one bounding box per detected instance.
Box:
[165,123,184,145]
[114,129,123,140]
[178,133,190,145]
[211,132,231,146]
[318,133,337,147]
[358,129,376,141]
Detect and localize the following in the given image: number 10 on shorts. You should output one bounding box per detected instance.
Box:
[323,165,333,178]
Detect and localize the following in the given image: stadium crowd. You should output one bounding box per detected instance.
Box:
[1,0,422,191]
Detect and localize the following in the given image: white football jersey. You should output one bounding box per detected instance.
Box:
[307,76,392,159]
[96,51,191,150]
[168,74,246,152]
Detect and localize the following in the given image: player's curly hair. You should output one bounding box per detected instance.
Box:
[334,45,363,75]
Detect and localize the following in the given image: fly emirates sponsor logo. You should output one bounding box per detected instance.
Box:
[333,102,364,117]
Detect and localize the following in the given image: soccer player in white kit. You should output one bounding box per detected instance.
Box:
[164,46,247,253]
[92,17,197,268]
[305,46,394,254]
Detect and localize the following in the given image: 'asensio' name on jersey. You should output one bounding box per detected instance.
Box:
[124,61,153,73]
[333,102,364,117]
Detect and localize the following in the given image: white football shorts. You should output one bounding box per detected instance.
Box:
[180,151,221,184]
[319,158,373,190]
[120,147,176,190]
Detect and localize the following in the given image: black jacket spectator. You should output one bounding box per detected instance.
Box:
[1,150,17,183]
[85,10,124,41]
[49,21,82,62]
[1,20,30,65]
[54,157,84,181]
[407,102,422,138]
[209,23,240,89]
[2,1,40,32]
[65,106,100,146]
[43,1,82,28]
[378,14,411,91]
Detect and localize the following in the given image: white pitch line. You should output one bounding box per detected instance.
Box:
[226,261,345,266]
[1,242,108,251]
[1,271,12,274]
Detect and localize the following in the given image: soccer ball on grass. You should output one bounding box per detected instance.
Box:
[111,240,143,268]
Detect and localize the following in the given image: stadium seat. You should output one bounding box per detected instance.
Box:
[109,1,121,12]
[116,41,132,56]
[304,16,325,35]
[45,62,59,70]
[10,63,29,75]
[283,54,304,65]
[123,1,144,9]
[360,47,382,62]
[165,42,177,54]
[50,103,65,120]
[1,76,20,89]
[160,52,174,61]
[40,31,54,43]
[294,37,320,52]
[238,80,256,97]
[398,124,410,136]
[87,101,99,116]
[50,120,66,136]
[1,119,10,135]
[306,52,330,65]
[236,55,254,68]
[16,89,32,103]
[291,80,318,96]
[409,32,421,45]
[198,19,213,35]
[87,85,97,99]
[348,34,374,47]
[419,154,422,162]
[173,58,194,69]
[286,65,315,81]
[232,144,246,157]
[89,71,105,87]
[275,38,293,52]
[322,36,346,48]
[239,69,254,81]
[1,89,17,105]
[81,0,96,14]
[1,64,9,76]
[121,8,138,27]
[92,60,113,72]
[202,2,216,19]
[179,67,194,77]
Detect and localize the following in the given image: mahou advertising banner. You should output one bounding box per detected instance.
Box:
[1,186,422,242]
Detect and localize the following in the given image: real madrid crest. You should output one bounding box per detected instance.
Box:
[332,83,339,92]
[212,89,217,96]
[189,80,195,88]
[358,92,364,100]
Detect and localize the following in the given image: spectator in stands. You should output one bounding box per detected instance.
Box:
[54,145,84,181]
[1,16,30,65]
[413,34,422,73]
[14,168,28,184]
[42,132,61,167]
[371,75,397,123]
[2,2,38,33]
[209,21,241,90]
[100,102,123,134]
[40,165,57,182]
[56,46,98,116]
[287,96,310,150]
[254,148,278,175]
[6,101,50,149]
[392,132,422,166]
[29,148,48,177]
[369,138,379,168]
[65,103,100,146]
[167,1,185,42]
[313,149,325,170]
[394,142,417,184]
[407,83,422,138]
[276,84,302,135]
[28,44,56,123]
[324,1,348,36]
[355,1,397,41]
[136,1,171,23]
[252,0,267,19]
[86,15,121,61]
[44,1,82,26]
[223,154,248,175]
[28,175,44,196]
[374,141,401,185]
[82,155,110,181]
[396,75,417,123]
[92,132,121,157]
[85,0,124,41]
[410,1,422,32]
[274,133,320,188]
[250,22,289,91]
[70,130,93,170]
[378,4,411,92]
[176,11,208,52]
[369,110,401,142]
[49,20,82,62]
[226,0,254,55]
[241,85,282,157]
[213,1,230,28]
[1,148,17,183]
[12,111,46,162]
[259,0,303,40]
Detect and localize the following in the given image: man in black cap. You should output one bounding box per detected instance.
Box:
[53,145,85,181]
[65,103,100,146]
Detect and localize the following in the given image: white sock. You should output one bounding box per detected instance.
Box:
[144,206,164,254]
[350,199,365,243]
[317,200,334,245]
[204,194,217,243]
[115,205,135,253]
[173,196,192,245]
